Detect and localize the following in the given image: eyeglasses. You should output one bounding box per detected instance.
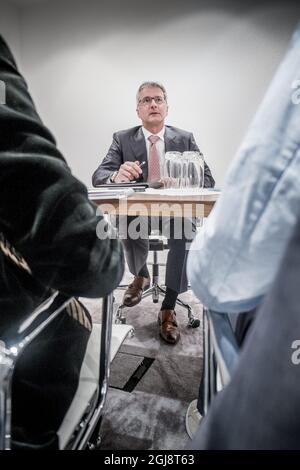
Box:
[138,96,166,106]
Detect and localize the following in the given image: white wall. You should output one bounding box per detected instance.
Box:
[0,0,21,64]
[5,0,300,186]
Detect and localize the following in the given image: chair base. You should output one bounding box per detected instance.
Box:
[115,281,200,328]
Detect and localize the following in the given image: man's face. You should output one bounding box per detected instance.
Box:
[136,86,168,128]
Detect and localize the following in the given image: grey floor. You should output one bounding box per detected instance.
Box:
[81,255,203,450]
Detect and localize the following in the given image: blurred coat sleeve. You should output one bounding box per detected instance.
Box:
[0,35,124,298]
[187,24,300,314]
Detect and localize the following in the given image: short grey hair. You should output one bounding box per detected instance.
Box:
[136,81,168,104]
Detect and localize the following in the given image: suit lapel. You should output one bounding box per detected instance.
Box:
[130,127,148,181]
[164,126,180,152]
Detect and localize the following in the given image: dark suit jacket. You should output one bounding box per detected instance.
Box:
[92,125,215,188]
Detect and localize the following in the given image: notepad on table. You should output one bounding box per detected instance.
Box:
[88,187,135,200]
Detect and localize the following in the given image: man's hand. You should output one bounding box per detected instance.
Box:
[115,161,142,183]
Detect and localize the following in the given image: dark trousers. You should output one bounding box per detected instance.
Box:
[118,216,196,294]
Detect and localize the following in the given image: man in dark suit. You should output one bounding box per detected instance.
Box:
[92,82,214,344]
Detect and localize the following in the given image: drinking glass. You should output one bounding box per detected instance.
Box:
[180,154,189,188]
[163,151,182,188]
[195,152,205,190]
[183,151,204,190]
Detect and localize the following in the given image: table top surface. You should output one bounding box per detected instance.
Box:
[89,188,220,204]
[88,188,220,218]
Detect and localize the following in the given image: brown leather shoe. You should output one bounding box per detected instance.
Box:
[158,309,180,344]
[122,276,150,307]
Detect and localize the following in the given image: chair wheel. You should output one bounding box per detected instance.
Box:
[189,318,200,328]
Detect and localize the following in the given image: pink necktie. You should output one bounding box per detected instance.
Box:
[148,135,161,182]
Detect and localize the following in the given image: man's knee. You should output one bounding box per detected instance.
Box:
[118,215,149,241]
[164,217,196,242]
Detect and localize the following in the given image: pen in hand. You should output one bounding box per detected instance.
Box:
[139,161,146,171]
[131,161,146,183]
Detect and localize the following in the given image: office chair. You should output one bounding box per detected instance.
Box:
[0,291,133,450]
[115,235,200,328]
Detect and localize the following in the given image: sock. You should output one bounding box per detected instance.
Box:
[161,287,178,311]
[138,264,150,279]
